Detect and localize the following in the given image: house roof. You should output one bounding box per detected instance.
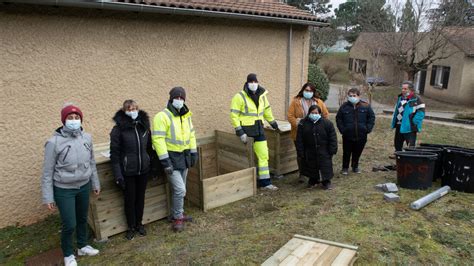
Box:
[443,27,474,56]
[3,0,328,26]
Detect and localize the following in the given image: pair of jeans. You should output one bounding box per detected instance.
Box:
[54,182,90,257]
[167,169,188,219]
[394,125,416,151]
[342,137,367,169]
[123,174,148,229]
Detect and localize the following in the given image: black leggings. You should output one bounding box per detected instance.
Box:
[123,174,148,229]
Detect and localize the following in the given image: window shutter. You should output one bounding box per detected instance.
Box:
[442,67,450,89]
[430,66,437,86]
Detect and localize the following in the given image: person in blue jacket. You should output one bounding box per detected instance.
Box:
[336,87,375,175]
[391,81,425,151]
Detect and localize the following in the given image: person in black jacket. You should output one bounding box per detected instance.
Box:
[110,100,152,240]
[296,105,338,190]
[336,88,375,175]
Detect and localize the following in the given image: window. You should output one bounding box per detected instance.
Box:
[348,58,353,71]
[430,65,450,89]
[354,59,367,76]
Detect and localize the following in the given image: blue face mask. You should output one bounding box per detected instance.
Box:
[303,91,314,99]
[65,119,81,130]
[348,96,360,104]
[172,99,184,110]
[308,113,321,122]
[126,111,138,120]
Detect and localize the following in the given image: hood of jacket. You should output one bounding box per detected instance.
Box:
[112,109,150,129]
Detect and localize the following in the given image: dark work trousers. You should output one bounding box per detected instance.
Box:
[54,182,91,257]
[394,125,417,151]
[123,174,148,229]
[342,137,367,169]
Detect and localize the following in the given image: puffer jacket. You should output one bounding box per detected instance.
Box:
[41,127,100,204]
[110,110,152,178]
[336,100,375,141]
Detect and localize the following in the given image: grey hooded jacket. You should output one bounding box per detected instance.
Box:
[41,127,101,204]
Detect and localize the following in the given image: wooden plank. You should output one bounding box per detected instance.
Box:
[313,246,342,266]
[218,149,250,167]
[291,241,315,258]
[296,243,330,266]
[331,249,358,266]
[293,235,358,251]
[272,238,304,262]
[280,254,300,266]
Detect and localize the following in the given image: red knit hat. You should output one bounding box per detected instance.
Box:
[61,104,83,124]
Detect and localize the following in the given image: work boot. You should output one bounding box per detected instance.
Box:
[322,182,333,190]
[340,168,349,175]
[353,167,362,174]
[167,214,193,223]
[136,224,147,236]
[125,229,135,240]
[173,218,185,232]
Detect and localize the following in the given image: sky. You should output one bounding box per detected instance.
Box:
[329,0,347,16]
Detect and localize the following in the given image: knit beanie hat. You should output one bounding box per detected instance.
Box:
[247,73,258,83]
[61,104,83,124]
[169,87,186,101]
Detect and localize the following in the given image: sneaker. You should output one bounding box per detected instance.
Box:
[173,218,185,232]
[77,245,99,256]
[136,225,147,236]
[322,183,333,190]
[125,229,135,240]
[261,184,278,191]
[64,255,77,266]
[353,167,362,174]
[340,168,349,175]
[167,214,193,223]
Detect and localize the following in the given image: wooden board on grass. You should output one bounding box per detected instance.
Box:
[262,235,358,266]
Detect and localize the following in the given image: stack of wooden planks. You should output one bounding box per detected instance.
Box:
[262,235,358,266]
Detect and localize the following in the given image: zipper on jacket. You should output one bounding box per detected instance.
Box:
[135,123,142,175]
[124,156,127,172]
[63,145,71,161]
[354,104,359,140]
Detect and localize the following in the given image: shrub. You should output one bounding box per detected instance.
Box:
[308,63,330,101]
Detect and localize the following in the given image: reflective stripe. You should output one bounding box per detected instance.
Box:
[163,109,176,141]
[258,166,269,172]
[187,117,194,133]
[152,130,167,136]
[239,92,249,114]
[166,138,190,145]
[191,149,197,153]
[231,109,242,114]
[258,173,271,180]
[159,153,169,160]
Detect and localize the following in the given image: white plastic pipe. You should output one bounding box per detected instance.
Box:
[410,186,451,210]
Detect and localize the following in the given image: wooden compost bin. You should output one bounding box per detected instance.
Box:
[262,234,359,266]
[187,130,257,211]
[88,143,169,241]
[264,120,298,177]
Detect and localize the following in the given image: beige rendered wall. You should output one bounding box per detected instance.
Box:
[423,43,470,105]
[459,57,474,105]
[0,6,309,227]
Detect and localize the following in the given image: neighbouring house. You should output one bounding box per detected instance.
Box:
[421,27,474,105]
[0,0,327,228]
[349,29,474,105]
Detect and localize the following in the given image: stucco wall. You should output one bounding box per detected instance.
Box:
[0,6,310,227]
[423,42,473,105]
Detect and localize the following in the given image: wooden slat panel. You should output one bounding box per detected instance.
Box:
[313,246,342,266]
[331,249,358,266]
[280,254,299,266]
[297,243,330,266]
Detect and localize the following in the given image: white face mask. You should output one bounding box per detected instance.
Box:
[126,111,138,120]
[172,99,184,110]
[248,83,258,92]
[65,119,81,130]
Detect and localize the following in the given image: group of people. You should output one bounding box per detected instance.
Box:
[41,73,425,266]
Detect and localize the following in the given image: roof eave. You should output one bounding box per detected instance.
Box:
[2,0,329,27]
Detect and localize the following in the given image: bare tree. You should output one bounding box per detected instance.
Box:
[309,26,339,63]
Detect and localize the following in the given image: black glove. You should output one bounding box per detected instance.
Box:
[115,176,126,190]
[191,153,198,167]
[270,121,279,131]
[164,166,174,176]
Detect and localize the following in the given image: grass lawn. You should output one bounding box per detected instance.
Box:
[319,52,351,85]
[1,117,473,265]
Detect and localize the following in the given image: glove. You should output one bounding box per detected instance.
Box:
[115,176,126,190]
[191,153,198,167]
[270,121,279,131]
[240,134,248,144]
[164,166,174,176]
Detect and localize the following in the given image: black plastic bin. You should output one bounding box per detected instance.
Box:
[395,151,438,189]
[443,147,474,193]
[404,146,444,181]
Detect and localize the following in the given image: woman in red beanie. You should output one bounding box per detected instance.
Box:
[41,103,101,266]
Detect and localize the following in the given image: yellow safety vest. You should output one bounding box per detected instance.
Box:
[230,89,275,131]
[152,108,197,160]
